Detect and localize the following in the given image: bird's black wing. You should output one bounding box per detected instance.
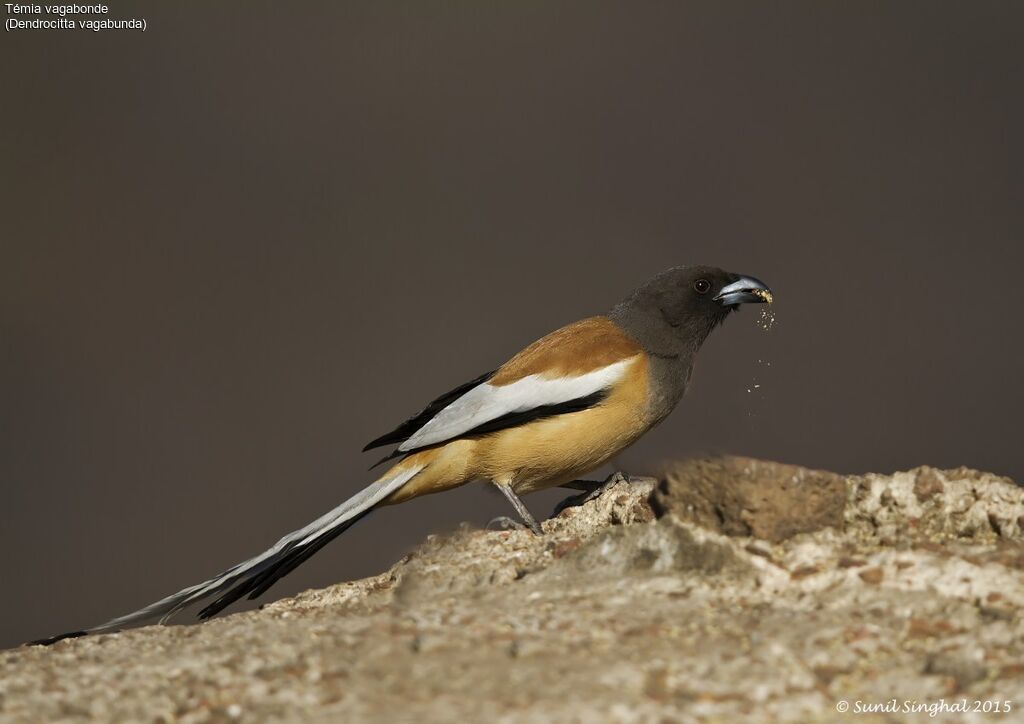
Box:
[362,370,496,452]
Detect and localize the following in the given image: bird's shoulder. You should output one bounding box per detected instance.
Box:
[490,315,643,386]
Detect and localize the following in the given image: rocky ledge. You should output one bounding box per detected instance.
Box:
[2,458,1023,722]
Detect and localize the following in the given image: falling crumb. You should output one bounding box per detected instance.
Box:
[746,358,771,412]
[757,307,776,331]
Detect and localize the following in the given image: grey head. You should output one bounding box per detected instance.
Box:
[608,265,772,424]
[608,265,772,359]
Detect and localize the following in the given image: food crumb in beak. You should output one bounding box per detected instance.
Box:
[752,289,774,304]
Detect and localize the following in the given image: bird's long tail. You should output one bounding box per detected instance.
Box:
[35,461,426,645]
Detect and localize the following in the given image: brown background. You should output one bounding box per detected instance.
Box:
[2,2,1021,649]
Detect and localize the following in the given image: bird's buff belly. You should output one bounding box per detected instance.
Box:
[476,353,652,494]
[476,401,651,493]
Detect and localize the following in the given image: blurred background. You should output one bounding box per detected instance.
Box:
[2,1,1021,648]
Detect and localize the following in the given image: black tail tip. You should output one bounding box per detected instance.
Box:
[28,630,88,647]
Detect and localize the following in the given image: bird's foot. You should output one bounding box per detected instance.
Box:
[552,471,630,517]
[491,482,545,535]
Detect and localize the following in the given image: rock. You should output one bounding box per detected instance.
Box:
[1,460,1023,723]
[857,566,884,584]
[653,456,846,541]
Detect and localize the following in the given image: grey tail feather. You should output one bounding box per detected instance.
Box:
[30,464,425,646]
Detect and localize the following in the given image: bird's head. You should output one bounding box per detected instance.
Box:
[610,265,772,356]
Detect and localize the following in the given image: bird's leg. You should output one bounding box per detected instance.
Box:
[552,471,630,516]
[492,481,543,535]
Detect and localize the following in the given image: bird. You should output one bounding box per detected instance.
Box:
[33,265,771,645]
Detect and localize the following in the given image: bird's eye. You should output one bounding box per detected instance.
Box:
[694,279,711,294]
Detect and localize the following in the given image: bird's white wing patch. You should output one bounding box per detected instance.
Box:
[398,356,636,452]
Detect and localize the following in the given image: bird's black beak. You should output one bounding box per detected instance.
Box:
[714,275,773,306]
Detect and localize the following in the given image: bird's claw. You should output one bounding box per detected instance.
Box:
[551,472,630,517]
[487,516,527,532]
